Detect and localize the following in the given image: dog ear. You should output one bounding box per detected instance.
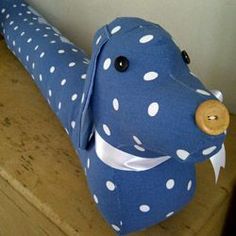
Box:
[77,26,110,149]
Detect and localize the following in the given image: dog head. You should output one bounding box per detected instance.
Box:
[78,17,229,167]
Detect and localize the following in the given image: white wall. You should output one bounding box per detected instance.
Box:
[26,0,236,113]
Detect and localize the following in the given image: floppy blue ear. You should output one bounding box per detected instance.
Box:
[78,26,110,149]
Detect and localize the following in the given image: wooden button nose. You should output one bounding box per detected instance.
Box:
[195,99,230,135]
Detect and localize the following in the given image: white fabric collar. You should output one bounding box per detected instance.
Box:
[210,144,226,183]
[95,131,171,171]
[95,131,225,182]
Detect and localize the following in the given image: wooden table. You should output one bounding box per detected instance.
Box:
[0,39,235,236]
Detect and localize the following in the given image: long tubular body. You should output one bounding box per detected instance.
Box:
[0,0,88,148]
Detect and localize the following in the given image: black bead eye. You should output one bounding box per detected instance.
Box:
[114,56,129,72]
[181,50,191,64]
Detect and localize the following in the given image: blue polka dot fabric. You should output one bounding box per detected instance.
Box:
[0,0,227,234]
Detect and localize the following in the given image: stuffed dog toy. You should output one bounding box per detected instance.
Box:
[0,0,230,234]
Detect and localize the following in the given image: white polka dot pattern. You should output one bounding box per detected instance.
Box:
[111,224,120,232]
[39,74,42,81]
[176,149,190,160]
[103,124,111,136]
[133,136,142,145]
[202,146,217,155]
[139,34,154,43]
[144,71,158,81]
[134,145,145,152]
[196,89,211,96]
[166,211,174,218]
[40,52,45,58]
[71,94,78,101]
[166,179,175,189]
[148,102,159,117]
[81,74,86,79]
[81,93,85,104]
[68,62,76,67]
[111,25,121,34]
[106,181,116,191]
[187,180,192,191]
[58,49,65,54]
[103,58,111,70]
[58,102,61,110]
[60,79,66,86]
[112,98,119,111]
[50,66,55,73]
[71,121,76,129]
[93,194,98,204]
[96,35,102,45]
[87,158,90,169]
[139,205,150,212]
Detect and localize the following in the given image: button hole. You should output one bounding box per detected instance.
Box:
[208,115,218,120]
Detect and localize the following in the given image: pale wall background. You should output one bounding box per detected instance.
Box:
[26,0,236,113]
